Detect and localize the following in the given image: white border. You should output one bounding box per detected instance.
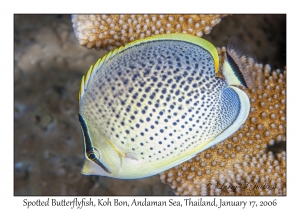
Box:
[5,1,296,209]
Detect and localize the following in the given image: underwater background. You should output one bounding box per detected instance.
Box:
[14,14,286,195]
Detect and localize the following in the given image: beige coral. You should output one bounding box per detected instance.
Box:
[71,14,227,50]
[160,48,286,196]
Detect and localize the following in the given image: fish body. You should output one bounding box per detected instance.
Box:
[78,34,253,179]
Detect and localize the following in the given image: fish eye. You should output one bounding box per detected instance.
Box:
[93,147,101,159]
[86,146,111,174]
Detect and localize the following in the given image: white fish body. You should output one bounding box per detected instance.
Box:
[78,34,254,179]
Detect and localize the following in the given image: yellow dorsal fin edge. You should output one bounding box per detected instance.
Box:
[78,34,219,101]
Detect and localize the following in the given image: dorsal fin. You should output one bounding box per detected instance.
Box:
[78,34,220,102]
[222,37,258,89]
[78,48,120,101]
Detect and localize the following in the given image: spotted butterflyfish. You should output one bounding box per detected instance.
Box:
[78,34,257,179]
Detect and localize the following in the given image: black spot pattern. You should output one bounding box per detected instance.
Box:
[80,39,241,164]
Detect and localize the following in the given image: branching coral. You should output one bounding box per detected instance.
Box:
[71,14,227,50]
[160,47,286,196]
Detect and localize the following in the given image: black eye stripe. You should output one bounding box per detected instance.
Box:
[226,52,247,88]
[78,114,92,150]
[78,114,111,173]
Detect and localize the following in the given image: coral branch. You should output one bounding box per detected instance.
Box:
[71,14,227,50]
